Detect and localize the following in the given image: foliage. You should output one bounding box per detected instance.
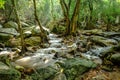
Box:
[0,0,5,9]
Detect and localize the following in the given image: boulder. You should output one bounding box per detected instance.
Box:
[32,26,49,36]
[0,33,12,42]
[0,28,19,36]
[23,31,32,38]
[20,22,29,27]
[111,53,120,65]
[0,24,3,28]
[89,36,118,46]
[15,53,55,69]
[0,62,21,80]
[3,21,18,30]
[0,28,18,42]
[25,37,41,46]
[30,66,57,80]
[59,58,97,80]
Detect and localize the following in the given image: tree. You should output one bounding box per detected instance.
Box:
[60,0,81,35]
[11,0,26,54]
[33,0,48,43]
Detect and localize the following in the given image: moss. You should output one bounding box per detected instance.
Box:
[59,58,97,80]
[25,37,41,46]
[0,62,21,80]
[30,66,57,80]
[4,38,21,47]
[52,25,66,34]
[0,34,12,42]
[0,68,21,80]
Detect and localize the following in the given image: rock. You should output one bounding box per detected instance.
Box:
[0,32,13,42]
[90,36,118,46]
[15,53,56,68]
[111,53,120,65]
[67,43,77,53]
[0,62,21,80]
[82,29,103,35]
[3,21,18,30]
[32,26,49,36]
[58,58,97,80]
[25,37,41,46]
[20,22,29,27]
[0,24,3,28]
[5,37,21,47]
[0,28,19,42]
[0,28,19,37]
[30,66,57,80]
[52,73,67,80]
[24,31,32,38]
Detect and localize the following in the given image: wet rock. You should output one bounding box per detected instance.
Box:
[90,36,118,46]
[58,58,97,80]
[3,21,18,30]
[67,43,77,53]
[0,62,21,80]
[111,53,120,65]
[102,32,120,37]
[50,43,62,48]
[15,53,56,69]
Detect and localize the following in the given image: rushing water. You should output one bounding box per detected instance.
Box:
[1,30,120,68]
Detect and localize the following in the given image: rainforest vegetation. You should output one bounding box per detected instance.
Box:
[0,0,120,80]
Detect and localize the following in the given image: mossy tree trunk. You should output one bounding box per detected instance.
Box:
[70,0,81,34]
[11,0,26,54]
[60,0,81,35]
[33,0,48,43]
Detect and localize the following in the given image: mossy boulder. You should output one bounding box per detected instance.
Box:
[4,38,21,47]
[25,37,41,46]
[5,36,41,47]
[0,33,12,42]
[111,53,120,65]
[0,28,19,42]
[3,21,18,30]
[59,58,97,80]
[30,66,57,80]
[0,62,21,80]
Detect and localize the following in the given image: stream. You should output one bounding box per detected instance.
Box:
[14,32,103,68]
[0,28,120,80]
[0,31,119,68]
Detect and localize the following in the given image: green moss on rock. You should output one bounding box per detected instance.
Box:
[59,58,97,80]
[31,66,57,80]
[0,62,21,80]
[25,37,41,46]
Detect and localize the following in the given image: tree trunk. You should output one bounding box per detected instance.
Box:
[60,0,81,35]
[33,0,48,43]
[11,0,26,54]
[60,0,70,35]
[70,0,81,34]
